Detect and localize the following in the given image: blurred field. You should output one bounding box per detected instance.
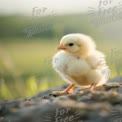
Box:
[0,15,122,100]
[0,38,64,99]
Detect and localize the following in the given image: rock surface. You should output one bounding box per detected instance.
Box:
[0,77,122,122]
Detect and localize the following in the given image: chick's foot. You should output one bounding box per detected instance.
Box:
[51,84,75,96]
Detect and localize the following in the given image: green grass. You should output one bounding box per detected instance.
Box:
[0,38,122,100]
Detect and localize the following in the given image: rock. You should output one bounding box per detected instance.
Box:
[0,77,122,122]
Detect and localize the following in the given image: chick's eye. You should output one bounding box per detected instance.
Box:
[68,43,74,46]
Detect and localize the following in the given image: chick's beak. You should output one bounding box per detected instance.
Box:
[57,45,66,50]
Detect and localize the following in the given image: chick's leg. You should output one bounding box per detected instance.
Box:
[89,83,97,90]
[78,83,97,91]
[52,84,75,95]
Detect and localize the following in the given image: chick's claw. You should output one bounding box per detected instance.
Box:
[51,90,74,96]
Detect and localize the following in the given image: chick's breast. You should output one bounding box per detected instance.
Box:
[52,51,90,77]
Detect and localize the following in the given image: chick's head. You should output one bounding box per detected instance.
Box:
[57,33,96,56]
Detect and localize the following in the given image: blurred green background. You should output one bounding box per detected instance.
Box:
[0,10,122,100]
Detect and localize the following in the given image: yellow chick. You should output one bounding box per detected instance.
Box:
[52,33,110,95]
